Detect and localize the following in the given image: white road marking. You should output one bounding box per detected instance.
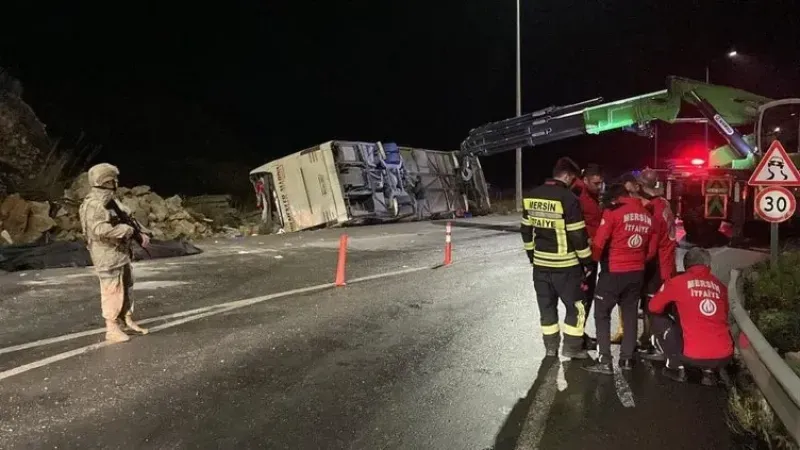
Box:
[0,244,516,357]
[0,342,113,381]
[0,266,432,382]
[515,361,561,449]
[614,369,636,408]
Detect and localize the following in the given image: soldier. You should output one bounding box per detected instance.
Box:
[79,163,150,343]
[521,157,594,359]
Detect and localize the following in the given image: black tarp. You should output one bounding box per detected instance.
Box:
[0,239,203,272]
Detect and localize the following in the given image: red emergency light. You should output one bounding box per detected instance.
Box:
[690,158,705,166]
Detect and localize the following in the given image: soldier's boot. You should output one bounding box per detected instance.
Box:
[610,309,624,344]
[543,334,561,357]
[125,313,149,335]
[105,320,130,343]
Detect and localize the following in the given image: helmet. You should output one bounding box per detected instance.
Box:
[88,163,120,188]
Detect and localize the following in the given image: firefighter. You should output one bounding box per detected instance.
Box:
[571,164,604,348]
[605,173,646,344]
[521,157,594,359]
[583,183,657,374]
[635,168,678,354]
[648,247,733,386]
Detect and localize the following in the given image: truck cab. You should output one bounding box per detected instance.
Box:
[666,99,800,247]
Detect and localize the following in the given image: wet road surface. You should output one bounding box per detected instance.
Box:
[0,219,767,449]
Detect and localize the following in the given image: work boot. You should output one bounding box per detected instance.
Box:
[701,369,718,386]
[639,334,665,361]
[562,348,590,360]
[662,366,687,383]
[105,320,130,343]
[543,334,560,357]
[124,314,149,335]
[618,358,635,371]
[637,339,658,359]
[562,337,590,360]
[583,355,614,375]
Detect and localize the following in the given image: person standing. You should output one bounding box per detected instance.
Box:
[608,172,650,344]
[79,163,151,343]
[521,157,594,359]
[635,168,678,354]
[648,248,733,385]
[583,183,657,374]
[572,164,604,348]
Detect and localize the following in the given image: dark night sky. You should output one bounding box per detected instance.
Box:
[1,1,799,197]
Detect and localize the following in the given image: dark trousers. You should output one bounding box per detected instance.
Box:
[650,313,732,370]
[594,270,644,359]
[533,265,586,351]
[583,261,599,320]
[640,260,662,344]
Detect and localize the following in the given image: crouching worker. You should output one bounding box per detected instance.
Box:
[583,184,656,374]
[79,163,151,343]
[647,247,733,385]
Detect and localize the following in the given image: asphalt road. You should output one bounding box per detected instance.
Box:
[0,218,768,449]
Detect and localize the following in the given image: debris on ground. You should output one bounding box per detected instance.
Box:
[0,172,277,245]
[0,174,222,244]
[0,69,269,245]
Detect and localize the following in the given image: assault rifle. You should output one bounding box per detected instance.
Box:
[105,199,152,257]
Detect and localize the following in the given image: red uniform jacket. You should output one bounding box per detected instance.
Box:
[592,197,657,272]
[646,196,678,281]
[572,179,602,239]
[648,265,733,360]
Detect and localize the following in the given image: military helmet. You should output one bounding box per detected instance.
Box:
[88,163,120,188]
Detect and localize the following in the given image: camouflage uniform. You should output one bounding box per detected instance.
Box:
[79,163,149,343]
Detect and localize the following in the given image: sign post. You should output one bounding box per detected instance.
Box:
[748,140,800,269]
[753,186,796,268]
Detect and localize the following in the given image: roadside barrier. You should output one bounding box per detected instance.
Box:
[335,234,348,286]
[728,269,800,444]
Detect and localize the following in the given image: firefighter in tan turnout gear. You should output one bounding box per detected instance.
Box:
[521,157,594,359]
[79,163,150,343]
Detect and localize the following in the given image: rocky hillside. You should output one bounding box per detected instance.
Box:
[0,68,262,245]
[0,69,51,198]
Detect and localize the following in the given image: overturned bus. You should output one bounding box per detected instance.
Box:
[249,140,491,233]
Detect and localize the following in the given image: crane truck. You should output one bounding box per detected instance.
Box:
[458,76,800,247]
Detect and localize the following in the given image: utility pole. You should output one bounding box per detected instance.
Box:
[515,0,523,212]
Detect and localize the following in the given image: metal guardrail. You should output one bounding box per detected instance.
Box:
[728,269,800,443]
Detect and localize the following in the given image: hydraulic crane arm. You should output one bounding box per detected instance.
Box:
[460,76,773,162]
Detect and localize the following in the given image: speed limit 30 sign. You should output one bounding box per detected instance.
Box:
[755,186,797,223]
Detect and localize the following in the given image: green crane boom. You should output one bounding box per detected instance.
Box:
[460,76,774,170]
